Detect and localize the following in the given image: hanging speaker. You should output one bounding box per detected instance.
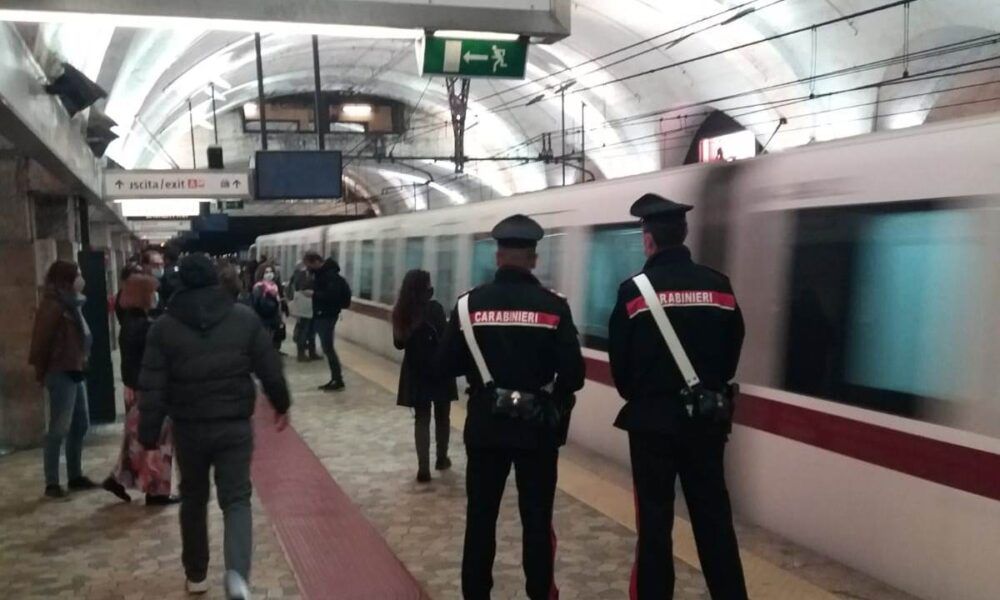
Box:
[207,146,224,169]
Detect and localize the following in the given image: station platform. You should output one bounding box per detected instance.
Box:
[0,340,918,600]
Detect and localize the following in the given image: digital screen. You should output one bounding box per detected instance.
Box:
[254,151,343,200]
[192,214,229,232]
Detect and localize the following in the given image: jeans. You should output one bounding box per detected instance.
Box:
[174,420,254,583]
[43,372,90,486]
[414,400,451,473]
[293,317,316,355]
[313,316,342,382]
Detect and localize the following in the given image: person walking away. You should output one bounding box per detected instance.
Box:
[392,270,457,482]
[102,273,177,505]
[435,215,585,600]
[608,194,747,600]
[252,263,285,352]
[28,260,96,499]
[303,252,351,392]
[138,253,291,598]
[288,259,320,362]
[158,241,182,305]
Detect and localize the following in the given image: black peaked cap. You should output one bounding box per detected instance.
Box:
[492,214,544,248]
[630,193,693,222]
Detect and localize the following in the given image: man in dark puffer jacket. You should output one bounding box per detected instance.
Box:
[139,253,290,598]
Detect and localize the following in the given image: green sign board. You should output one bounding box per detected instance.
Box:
[419,36,529,79]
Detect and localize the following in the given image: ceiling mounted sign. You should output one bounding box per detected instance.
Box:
[419,35,529,79]
[103,169,251,200]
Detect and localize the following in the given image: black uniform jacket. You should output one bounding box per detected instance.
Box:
[436,267,586,450]
[608,246,744,434]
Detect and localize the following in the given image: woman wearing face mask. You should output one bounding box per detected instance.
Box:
[392,270,457,482]
[102,273,178,505]
[252,262,285,351]
[29,261,96,499]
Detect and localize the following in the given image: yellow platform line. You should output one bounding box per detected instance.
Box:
[336,341,837,600]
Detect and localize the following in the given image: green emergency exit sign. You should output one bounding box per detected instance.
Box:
[419,36,529,79]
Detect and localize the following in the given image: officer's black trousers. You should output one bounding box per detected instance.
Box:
[628,429,747,600]
[462,446,559,600]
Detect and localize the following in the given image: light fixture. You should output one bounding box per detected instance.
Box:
[341,104,373,118]
[243,102,259,119]
[0,10,422,39]
[433,30,520,41]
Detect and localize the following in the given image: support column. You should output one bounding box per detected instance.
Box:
[0,158,53,449]
[33,195,79,261]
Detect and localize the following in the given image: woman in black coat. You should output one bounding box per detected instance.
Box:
[393,269,457,482]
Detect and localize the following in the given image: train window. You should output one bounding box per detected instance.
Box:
[535,233,563,290]
[783,204,982,419]
[340,241,353,290]
[380,239,397,305]
[359,240,375,300]
[581,225,647,349]
[404,237,424,272]
[471,235,496,287]
[435,235,458,309]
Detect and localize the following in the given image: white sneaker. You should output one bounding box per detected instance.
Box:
[225,570,251,600]
[186,578,209,594]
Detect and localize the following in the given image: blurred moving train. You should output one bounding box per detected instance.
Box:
[258,114,1000,600]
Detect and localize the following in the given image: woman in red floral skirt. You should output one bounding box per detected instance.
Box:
[103,273,177,505]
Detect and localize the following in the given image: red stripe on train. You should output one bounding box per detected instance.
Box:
[582,356,1000,502]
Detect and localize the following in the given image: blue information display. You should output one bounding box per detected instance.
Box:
[254,151,343,200]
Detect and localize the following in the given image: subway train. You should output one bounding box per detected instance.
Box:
[257,113,1000,600]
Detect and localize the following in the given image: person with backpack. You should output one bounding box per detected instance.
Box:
[302,252,351,391]
[251,263,285,352]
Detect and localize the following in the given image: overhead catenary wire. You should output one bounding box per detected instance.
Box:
[484,0,916,114]
[472,0,780,106]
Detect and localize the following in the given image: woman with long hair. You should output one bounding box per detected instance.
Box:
[29,260,95,499]
[392,269,457,482]
[102,274,177,505]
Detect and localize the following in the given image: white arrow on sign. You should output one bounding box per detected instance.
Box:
[463,51,488,63]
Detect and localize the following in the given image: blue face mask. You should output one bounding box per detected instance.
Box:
[151,268,165,279]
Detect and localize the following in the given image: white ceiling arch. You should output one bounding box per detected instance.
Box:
[21,0,1000,213]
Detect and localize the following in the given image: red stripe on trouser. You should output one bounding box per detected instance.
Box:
[549,527,560,599]
[629,487,640,600]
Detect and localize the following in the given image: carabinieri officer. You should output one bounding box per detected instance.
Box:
[608,194,748,600]
[436,214,586,600]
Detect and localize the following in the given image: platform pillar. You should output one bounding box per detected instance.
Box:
[0,157,51,449]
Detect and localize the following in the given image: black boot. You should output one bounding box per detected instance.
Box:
[102,477,132,502]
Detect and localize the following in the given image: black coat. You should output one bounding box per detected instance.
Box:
[118,308,151,389]
[311,259,352,319]
[137,284,291,447]
[395,301,458,408]
[436,267,586,449]
[608,246,744,434]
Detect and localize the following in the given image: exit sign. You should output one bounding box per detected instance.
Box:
[419,36,529,79]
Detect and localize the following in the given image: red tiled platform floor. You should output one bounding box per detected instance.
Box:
[253,403,430,600]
